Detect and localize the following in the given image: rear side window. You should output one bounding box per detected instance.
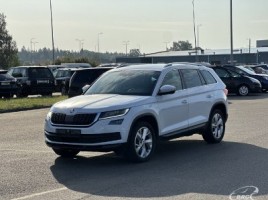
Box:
[214,68,230,78]
[29,68,53,79]
[180,69,203,88]
[201,70,217,84]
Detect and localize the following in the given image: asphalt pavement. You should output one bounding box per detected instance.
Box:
[0,93,268,200]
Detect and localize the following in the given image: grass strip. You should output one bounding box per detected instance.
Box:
[0,96,67,113]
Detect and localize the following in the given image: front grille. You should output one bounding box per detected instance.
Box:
[51,113,97,126]
[45,131,121,144]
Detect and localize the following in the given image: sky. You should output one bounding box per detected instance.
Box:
[1,0,268,54]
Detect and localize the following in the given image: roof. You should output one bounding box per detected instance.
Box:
[142,47,268,58]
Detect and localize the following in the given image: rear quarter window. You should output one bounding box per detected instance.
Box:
[201,70,217,84]
[180,69,203,88]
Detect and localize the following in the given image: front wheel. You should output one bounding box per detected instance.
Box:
[52,148,80,158]
[125,121,156,162]
[237,85,249,96]
[202,109,225,144]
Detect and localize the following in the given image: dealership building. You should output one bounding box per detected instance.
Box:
[117,40,268,65]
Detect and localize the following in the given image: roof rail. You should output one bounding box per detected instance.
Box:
[164,63,173,68]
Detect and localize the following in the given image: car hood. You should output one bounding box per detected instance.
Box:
[51,94,153,113]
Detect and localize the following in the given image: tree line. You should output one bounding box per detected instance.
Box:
[1,12,193,69]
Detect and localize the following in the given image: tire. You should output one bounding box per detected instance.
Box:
[237,85,249,96]
[202,109,225,144]
[125,121,156,162]
[52,148,80,158]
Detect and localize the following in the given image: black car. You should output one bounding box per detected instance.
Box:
[54,68,78,95]
[223,65,268,92]
[0,71,18,98]
[212,67,262,96]
[8,66,55,97]
[68,67,114,97]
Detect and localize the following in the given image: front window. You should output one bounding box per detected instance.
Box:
[85,70,160,96]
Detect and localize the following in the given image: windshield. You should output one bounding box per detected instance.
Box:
[236,66,256,75]
[85,70,160,96]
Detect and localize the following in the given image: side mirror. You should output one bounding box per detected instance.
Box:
[82,84,90,94]
[158,85,176,96]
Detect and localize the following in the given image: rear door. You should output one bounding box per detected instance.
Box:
[180,69,214,128]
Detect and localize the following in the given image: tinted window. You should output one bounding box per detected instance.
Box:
[0,74,14,81]
[72,68,111,86]
[29,68,53,78]
[201,70,217,84]
[86,70,160,96]
[161,70,182,91]
[228,69,241,77]
[181,69,203,88]
[214,68,230,78]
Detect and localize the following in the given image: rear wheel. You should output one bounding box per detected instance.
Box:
[202,109,225,144]
[237,85,249,96]
[52,148,80,158]
[125,121,156,162]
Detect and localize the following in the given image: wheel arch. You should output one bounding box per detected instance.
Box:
[210,102,228,122]
[128,114,159,141]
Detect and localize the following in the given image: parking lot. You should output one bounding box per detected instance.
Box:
[0,93,268,200]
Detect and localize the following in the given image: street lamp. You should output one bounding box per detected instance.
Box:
[98,32,103,53]
[192,0,198,62]
[49,0,55,64]
[230,0,234,65]
[75,39,84,51]
[197,24,202,48]
[30,38,35,64]
[123,41,130,56]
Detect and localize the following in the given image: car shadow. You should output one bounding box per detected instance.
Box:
[50,140,268,198]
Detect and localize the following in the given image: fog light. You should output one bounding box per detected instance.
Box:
[109,119,124,125]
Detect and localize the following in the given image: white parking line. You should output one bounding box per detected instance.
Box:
[11,187,67,200]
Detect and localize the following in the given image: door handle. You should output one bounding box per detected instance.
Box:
[207,94,212,98]
[181,100,187,104]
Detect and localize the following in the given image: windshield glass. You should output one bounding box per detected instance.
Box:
[236,66,256,75]
[85,70,160,96]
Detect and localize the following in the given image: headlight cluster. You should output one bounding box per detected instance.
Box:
[99,109,129,120]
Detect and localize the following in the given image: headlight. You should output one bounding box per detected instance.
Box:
[262,76,268,80]
[46,111,52,121]
[99,109,129,120]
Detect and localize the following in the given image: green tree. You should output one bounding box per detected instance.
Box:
[169,40,193,51]
[0,13,19,69]
[129,49,141,57]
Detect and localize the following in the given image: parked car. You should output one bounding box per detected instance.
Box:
[246,65,268,75]
[211,67,261,96]
[8,66,55,97]
[68,67,114,97]
[61,63,92,68]
[47,65,65,76]
[45,63,228,162]
[223,65,268,92]
[0,70,18,98]
[54,68,78,95]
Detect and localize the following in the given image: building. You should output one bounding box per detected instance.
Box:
[116,47,268,65]
[256,40,268,48]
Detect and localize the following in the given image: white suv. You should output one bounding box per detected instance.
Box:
[44,63,228,162]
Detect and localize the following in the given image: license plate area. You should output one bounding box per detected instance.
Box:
[37,80,49,84]
[56,129,81,135]
[1,82,10,86]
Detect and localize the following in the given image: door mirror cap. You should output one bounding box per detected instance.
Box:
[82,84,90,94]
[158,85,176,96]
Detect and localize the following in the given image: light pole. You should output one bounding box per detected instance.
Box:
[197,24,202,48]
[30,38,35,64]
[192,0,198,62]
[98,32,103,53]
[123,41,130,56]
[49,0,55,64]
[230,0,234,65]
[164,42,170,51]
[75,39,84,51]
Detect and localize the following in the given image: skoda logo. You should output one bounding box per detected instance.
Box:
[70,108,75,114]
